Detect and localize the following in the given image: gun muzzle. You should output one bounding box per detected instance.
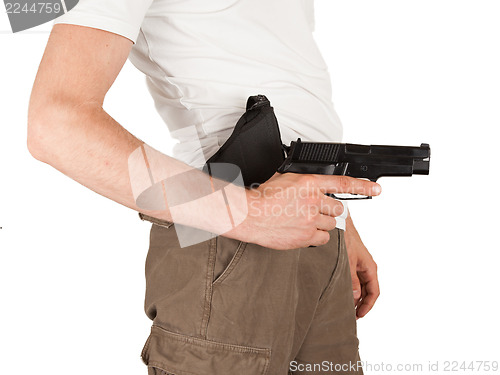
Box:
[412,143,430,175]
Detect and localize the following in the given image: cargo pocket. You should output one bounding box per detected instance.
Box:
[141,325,271,375]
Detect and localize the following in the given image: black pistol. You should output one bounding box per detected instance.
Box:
[205,95,430,199]
[277,138,431,199]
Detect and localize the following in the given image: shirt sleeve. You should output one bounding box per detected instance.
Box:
[54,0,154,43]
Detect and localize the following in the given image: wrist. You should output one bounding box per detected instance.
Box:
[344,215,360,245]
[222,186,258,243]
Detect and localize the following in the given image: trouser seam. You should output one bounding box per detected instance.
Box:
[200,236,217,338]
[317,229,343,305]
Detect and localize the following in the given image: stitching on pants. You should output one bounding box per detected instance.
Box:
[317,229,343,305]
[200,236,217,338]
[151,368,174,375]
[148,324,272,374]
[141,334,153,365]
[212,241,248,287]
[262,350,271,375]
[152,324,272,354]
[149,362,197,375]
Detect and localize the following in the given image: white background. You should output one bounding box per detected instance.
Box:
[1,1,499,374]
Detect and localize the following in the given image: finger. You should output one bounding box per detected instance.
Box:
[356,283,366,309]
[315,214,337,231]
[314,175,382,197]
[319,194,345,217]
[351,272,362,305]
[346,251,361,304]
[355,284,367,319]
[356,278,380,318]
[309,230,331,247]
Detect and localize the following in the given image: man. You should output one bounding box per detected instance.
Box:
[28,0,381,374]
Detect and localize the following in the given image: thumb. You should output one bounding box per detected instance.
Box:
[348,254,361,301]
[351,271,362,302]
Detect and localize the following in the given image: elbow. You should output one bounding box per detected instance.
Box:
[27,97,70,163]
[27,95,101,163]
[27,84,50,161]
[27,108,50,162]
[27,115,44,161]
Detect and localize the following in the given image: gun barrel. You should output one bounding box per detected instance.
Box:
[278,139,431,181]
[412,160,430,175]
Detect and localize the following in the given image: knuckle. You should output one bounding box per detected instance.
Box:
[300,227,316,241]
[308,228,318,240]
[367,268,377,278]
[299,174,316,186]
[334,202,344,216]
[303,214,316,226]
[329,217,337,230]
[338,176,350,191]
[318,198,331,214]
[303,195,319,207]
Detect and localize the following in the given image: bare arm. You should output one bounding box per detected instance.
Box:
[28,25,157,210]
[27,24,227,230]
[28,24,381,250]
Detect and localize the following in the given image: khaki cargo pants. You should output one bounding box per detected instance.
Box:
[139,214,363,375]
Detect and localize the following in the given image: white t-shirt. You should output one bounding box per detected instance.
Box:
[54,0,349,229]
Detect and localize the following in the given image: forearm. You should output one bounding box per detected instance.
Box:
[27,100,247,234]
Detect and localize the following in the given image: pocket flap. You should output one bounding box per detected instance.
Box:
[142,325,271,375]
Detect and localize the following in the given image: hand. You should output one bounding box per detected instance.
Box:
[345,215,380,319]
[228,173,381,250]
